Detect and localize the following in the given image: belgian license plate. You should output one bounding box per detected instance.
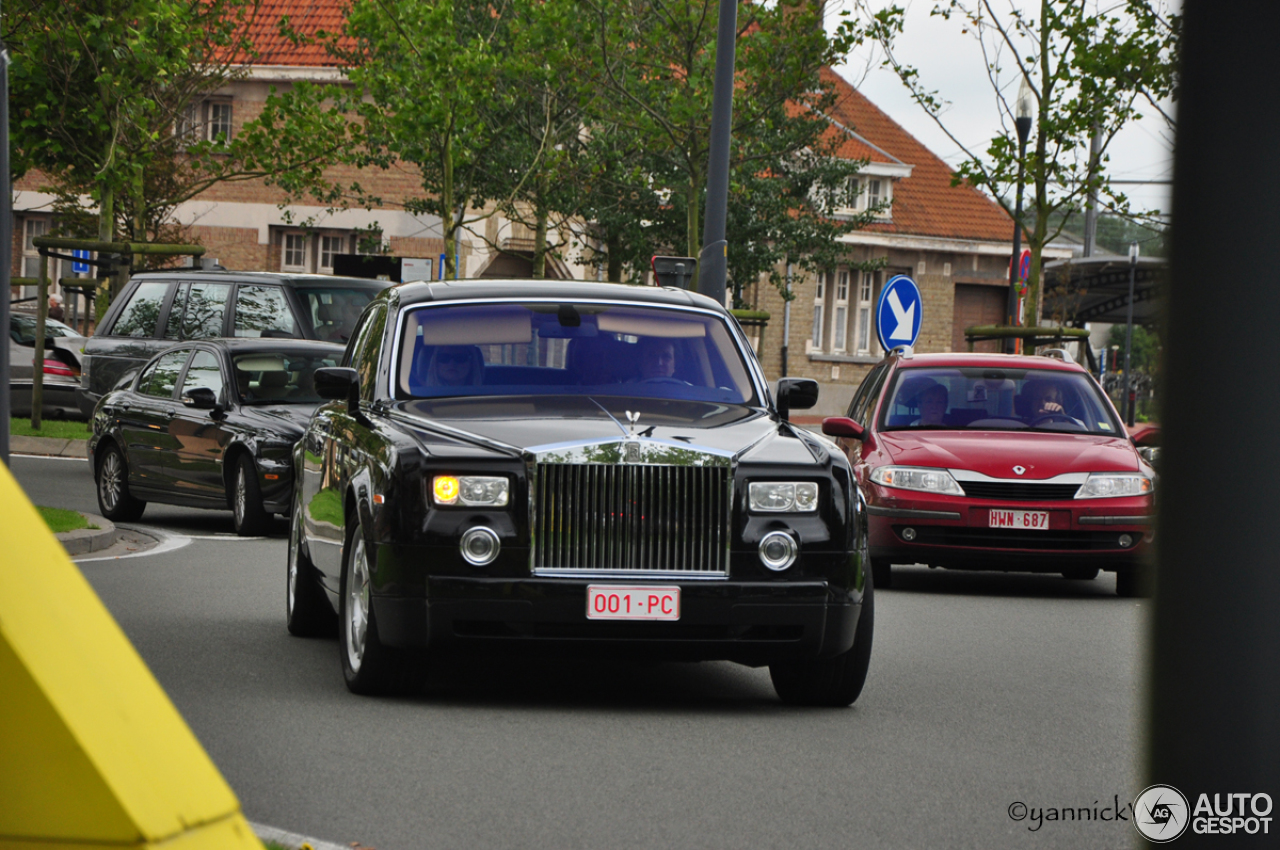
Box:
[989,509,1050,530]
[586,585,681,621]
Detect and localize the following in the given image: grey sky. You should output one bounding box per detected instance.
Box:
[825,0,1176,218]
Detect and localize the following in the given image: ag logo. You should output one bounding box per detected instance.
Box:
[1012,465,1026,475]
[1134,784,1190,842]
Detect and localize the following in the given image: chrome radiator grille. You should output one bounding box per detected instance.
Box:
[532,463,731,576]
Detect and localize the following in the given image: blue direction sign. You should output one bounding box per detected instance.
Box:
[876,274,923,351]
[72,249,92,274]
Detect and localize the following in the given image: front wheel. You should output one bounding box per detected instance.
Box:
[95,442,146,522]
[287,503,337,637]
[339,516,418,694]
[770,573,875,707]
[231,454,271,536]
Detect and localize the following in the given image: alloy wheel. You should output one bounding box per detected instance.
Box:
[100,451,123,512]
[345,533,370,673]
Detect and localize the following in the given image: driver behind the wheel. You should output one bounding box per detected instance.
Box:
[637,337,677,381]
[1022,378,1076,423]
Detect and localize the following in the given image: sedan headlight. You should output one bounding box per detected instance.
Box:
[869,466,964,495]
[1075,473,1154,499]
[748,481,818,512]
[432,475,510,507]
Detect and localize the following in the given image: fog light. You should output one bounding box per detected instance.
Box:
[758,531,798,571]
[902,527,917,541]
[1118,533,1133,548]
[460,526,500,566]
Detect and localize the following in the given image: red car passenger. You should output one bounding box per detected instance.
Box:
[822,348,1155,596]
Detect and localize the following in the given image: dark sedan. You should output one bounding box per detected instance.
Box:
[88,339,343,535]
[287,280,873,706]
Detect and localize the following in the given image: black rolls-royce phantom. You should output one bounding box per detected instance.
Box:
[288,279,873,706]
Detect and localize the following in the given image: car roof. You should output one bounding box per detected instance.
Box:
[890,352,1086,374]
[386,278,726,311]
[128,270,390,289]
[182,338,345,355]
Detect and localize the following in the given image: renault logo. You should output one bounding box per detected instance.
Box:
[1013,465,1026,475]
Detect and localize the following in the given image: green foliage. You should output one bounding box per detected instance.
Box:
[9,417,92,439]
[1108,323,1158,374]
[846,0,1180,320]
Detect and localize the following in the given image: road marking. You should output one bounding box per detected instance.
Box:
[75,526,191,562]
[12,453,87,462]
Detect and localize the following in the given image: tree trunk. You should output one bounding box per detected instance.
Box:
[607,232,623,283]
[686,173,701,291]
[442,133,456,278]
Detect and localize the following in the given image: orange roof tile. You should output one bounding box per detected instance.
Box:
[819,67,1013,242]
[238,0,351,67]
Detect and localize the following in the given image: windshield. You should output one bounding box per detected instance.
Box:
[395,302,758,405]
[296,285,385,344]
[880,366,1122,435]
[10,314,79,345]
[233,350,342,405]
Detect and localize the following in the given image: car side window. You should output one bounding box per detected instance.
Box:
[350,305,387,401]
[164,282,231,340]
[179,350,226,403]
[846,364,883,419]
[851,364,889,426]
[109,282,171,338]
[234,285,299,338]
[140,350,190,399]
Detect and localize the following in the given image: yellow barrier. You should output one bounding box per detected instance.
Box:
[0,462,263,849]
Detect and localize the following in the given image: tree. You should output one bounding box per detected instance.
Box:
[6,0,354,283]
[849,0,1181,324]
[582,0,874,295]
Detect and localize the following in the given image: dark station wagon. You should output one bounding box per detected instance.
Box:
[286,279,874,706]
[78,271,391,416]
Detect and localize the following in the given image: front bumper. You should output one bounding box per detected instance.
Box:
[370,576,863,666]
[866,486,1153,571]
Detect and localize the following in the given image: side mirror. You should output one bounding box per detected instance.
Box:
[181,387,218,410]
[775,378,820,422]
[821,416,865,441]
[314,366,360,415]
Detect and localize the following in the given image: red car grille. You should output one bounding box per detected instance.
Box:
[897,525,1134,551]
[958,481,1080,500]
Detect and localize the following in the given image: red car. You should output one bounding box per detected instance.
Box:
[822,349,1155,596]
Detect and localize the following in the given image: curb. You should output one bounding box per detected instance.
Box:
[57,513,116,556]
[250,821,350,850]
[10,435,89,458]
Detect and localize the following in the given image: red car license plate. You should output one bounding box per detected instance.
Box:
[989,509,1050,530]
[586,585,681,621]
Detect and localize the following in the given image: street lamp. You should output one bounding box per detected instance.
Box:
[1005,76,1034,354]
[1121,240,1139,426]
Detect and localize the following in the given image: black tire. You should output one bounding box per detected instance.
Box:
[95,442,146,522]
[770,571,875,707]
[339,515,419,695]
[231,454,271,536]
[1062,566,1100,581]
[286,500,337,637]
[871,557,892,590]
[1116,564,1151,598]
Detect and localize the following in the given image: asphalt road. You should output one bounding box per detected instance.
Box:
[13,453,1148,849]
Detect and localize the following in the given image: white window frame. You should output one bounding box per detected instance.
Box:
[318,232,350,274]
[174,100,233,145]
[282,232,310,273]
[832,269,850,353]
[207,101,233,143]
[855,271,877,355]
[22,218,49,281]
[811,271,826,351]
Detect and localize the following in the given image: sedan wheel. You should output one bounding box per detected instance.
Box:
[338,516,418,694]
[95,443,146,522]
[286,500,336,637]
[230,455,271,536]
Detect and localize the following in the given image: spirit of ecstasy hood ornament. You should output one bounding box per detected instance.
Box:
[626,410,641,437]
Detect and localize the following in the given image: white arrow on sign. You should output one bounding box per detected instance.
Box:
[886,289,916,340]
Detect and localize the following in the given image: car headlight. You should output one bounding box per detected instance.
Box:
[432,475,510,507]
[1075,472,1154,499]
[748,481,818,512]
[869,465,964,495]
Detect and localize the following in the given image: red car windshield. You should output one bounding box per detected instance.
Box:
[880,366,1123,435]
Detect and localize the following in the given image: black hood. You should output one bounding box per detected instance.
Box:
[392,396,821,464]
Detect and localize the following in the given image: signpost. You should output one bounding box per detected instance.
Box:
[875,274,923,351]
